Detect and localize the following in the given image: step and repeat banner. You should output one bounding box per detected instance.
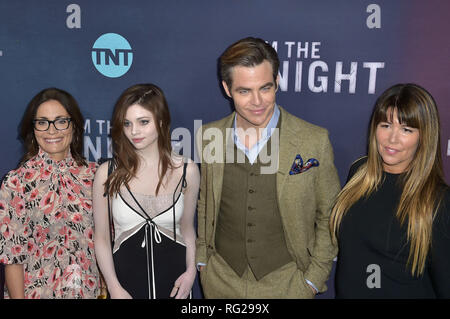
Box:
[0,0,449,299]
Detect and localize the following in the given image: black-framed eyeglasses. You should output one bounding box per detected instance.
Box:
[33,118,72,131]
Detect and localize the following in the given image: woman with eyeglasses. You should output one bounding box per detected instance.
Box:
[0,88,100,298]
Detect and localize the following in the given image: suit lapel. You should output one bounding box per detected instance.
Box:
[210,108,298,213]
[211,113,235,216]
[276,108,298,203]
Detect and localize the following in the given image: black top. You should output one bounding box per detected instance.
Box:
[335,158,450,299]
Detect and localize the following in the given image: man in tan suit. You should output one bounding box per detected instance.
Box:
[196,37,340,298]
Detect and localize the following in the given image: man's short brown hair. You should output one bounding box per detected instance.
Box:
[220,37,279,89]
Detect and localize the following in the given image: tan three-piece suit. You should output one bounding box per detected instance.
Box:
[196,106,340,298]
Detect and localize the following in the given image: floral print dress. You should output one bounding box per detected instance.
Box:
[0,149,100,298]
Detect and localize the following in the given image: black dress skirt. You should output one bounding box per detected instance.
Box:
[113,225,186,299]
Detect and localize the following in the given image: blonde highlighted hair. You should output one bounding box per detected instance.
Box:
[330,83,446,276]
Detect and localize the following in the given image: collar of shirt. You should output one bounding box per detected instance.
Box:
[233,104,280,164]
[34,147,75,172]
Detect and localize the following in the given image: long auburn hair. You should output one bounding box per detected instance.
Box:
[330,83,446,276]
[105,83,173,196]
[19,87,87,167]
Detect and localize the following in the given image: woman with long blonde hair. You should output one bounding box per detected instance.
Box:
[331,83,450,298]
[93,84,200,299]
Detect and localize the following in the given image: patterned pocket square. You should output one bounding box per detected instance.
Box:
[289,154,319,175]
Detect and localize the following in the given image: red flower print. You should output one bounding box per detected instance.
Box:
[85,228,95,249]
[54,210,67,220]
[11,245,23,256]
[40,191,56,215]
[49,267,62,292]
[29,189,39,201]
[79,198,92,210]
[27,239,36,254]
[50,267,61,282]
[66,178,75,188]
[0,200,6,211]
[72,184,81,195]
[1,155,101,298]
[7,176,23,192]
[33,225,49,244]
[1,215,11,227]
[69,167,80,175]
[59,225,75,248]
[76,250,91,271]
[23,169,37,182]
[23,225,30,236]
[10,196,25,217]
[24,271,32,286]
[77,250,87,263]
[72,213,83,223]
[85,228,93,240]
[67,192,76,202]
[84,274,97,289]
[43,240,57,258]
[40,167,51,180]
[81,179,92,187]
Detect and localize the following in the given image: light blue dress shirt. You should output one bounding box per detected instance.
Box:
[233,104,280,164]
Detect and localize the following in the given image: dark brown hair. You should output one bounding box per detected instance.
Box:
[19,87,86,167]
[105,83,173,196]
[220,37,280,89]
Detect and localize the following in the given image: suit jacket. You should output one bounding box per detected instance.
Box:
[195,106,340,293]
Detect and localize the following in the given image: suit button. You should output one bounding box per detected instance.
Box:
[247,223,254,227]
[247,239,254,243]
[248,206,254,211]
[248,189,254,194]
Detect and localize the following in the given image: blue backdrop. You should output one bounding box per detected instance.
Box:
[0,0,449,299]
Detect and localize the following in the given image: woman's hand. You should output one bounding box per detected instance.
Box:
[170,268,196,299]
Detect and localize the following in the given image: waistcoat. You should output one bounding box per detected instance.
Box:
[215,121,292,280]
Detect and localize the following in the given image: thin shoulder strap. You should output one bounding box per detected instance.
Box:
[174,162,188,192]
[107,159,114,250]
[182,161,188,188]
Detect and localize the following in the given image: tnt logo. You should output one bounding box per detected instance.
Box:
[92,33,133,78]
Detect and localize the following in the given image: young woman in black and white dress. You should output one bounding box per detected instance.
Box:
[93,84,199,299]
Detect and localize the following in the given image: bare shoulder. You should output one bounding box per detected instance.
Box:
[94,160,109,182]
[184,160,200,192]
[185,159,200,179]
[171,154,200,183]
